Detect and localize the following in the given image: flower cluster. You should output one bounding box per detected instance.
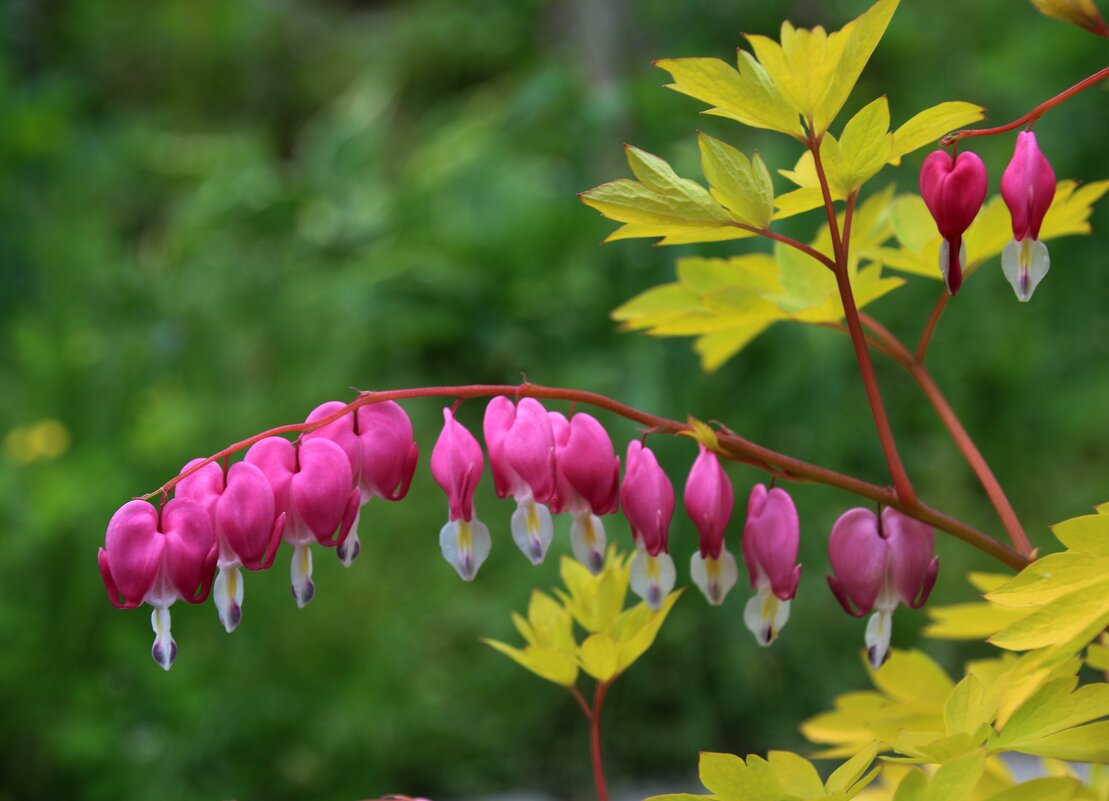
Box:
[98,395,939,669]
[920,132,1056,301]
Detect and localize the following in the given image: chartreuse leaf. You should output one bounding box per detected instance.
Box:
[925,752,986,801]
[655,53,805,138]
[580,146,742,246]
[578,632,619,681]
[698,133,774,228]
[993,678,1109,758]
[888,101,985,165]
[699,752,783,801]
[556,548,630,633]
[1088,642,1109,671]
[483,639,579,686]
[944,674,995,737]
[826,742,880,794]
[982,777,1081,801]
[608,589,681,672]
[923,602,1031,640]
[767,750,825,797]
[1030,0,1109,34]
[484,588,579,686]
[819,97,893,194]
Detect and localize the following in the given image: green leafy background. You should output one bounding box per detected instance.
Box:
[1,0,1106,798]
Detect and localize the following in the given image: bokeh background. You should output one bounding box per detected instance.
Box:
[2,0,1106,798]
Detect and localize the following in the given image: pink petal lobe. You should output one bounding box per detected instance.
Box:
[356,401,418,501]
[504,398,558,505]
[104,500,164,606]
[620,441,675,556]
[292,438,355,545]
[742,485,801,599]
[483,396,519,499]
[684,445,733,559]
[304,401,361,481]
[827,507,887,615]
[560,413,620,516]
[162,497,217,602]
[216,461,277,567]
[882,507,937,607]
[431,408,485,522]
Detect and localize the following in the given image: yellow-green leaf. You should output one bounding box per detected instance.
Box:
[1005,720,1109,762]
[698,133,774,228]
[889,101,986,165]
[1030,0,1109,34]
[1050,511,1109,555]
[871,649,955,702]
[995,679,1109,749]
[483,639,579,687]
[699,753,783,801]
[944,674,993,736]
[892,770,927,801]
[1088,643,1109,671]
[767,750,825,797]
[655,55,805,137]
[578,631,620,681]
[610,590,682,672]
[988,576,1109,651]
[826,742,879,793]
[986,551,1108,608]
[982,777,1081,801]
[820,96,893,193]
[924,752,986,801]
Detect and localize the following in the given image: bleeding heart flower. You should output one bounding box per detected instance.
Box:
[97,498,218,669]
[175,459,285,632]
[484,397,558,565]
[431,408,491,581]
[919,149,988,295]
[827,506,939,668]
[684,445,738,605]
[245,437,360,607]
[620,440,676,610]
[1000,131,1057,301]
[740,484,802,646]
[549,411,621,574]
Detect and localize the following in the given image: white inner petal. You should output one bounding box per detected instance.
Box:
[337,506,363,568]
[865,609,894,669]
[743,583,791,647]
[214,564,245,633]
[1002,238,1050,302]
[439,516,492,581]
[630,546,675,610]
[150,604,177,671]
[290,543,315,608]
[690,550,739,606]
[511,498,554,566]
[570,512,606,575]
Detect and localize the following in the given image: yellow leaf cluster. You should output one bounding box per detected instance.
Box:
[484,548,681,686]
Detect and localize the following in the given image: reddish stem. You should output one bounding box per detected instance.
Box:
[916,291,950,364]
[942,66,1109,146]
[732,222,837,271]
[590,682,610,801]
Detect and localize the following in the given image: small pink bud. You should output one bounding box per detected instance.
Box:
[483,397,558,564]
[175,459,285,631]
[919,150,988,295]
[431,408,491,580]
[97,498,218,669]
[827,507,939,667]
[549,411,621,573]
[685,446,738,606]
[1000,132,1057,301]
[245,437,359,607]
[740,484,802,646]
[621,440,676,609]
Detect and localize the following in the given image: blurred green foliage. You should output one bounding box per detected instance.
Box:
[1,0,1106,799]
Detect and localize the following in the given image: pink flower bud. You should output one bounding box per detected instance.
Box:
[621,440,676,609]
[175,459,285,631]
[739,484,802,646]
[1000,132,1056,301]
[919,150,988,295]
[827,506,939,667]
[684,446,738,605]
[431,408,491,580]
[549,411,621,573]
[97,498,218,669]
[483,397,558,564]
[245,437,360,607]
[304,400,419,565]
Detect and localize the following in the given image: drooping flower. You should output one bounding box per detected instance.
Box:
[175,459,285,632]
[684,445,738,605]
[919,149,988,295]
[740,484,802,646]
[245,437,360,607]
[431,407,491,581]
[620,440,675,610]
[549,411,620,574]
[483,397,558,565]
[304,400,419,566]
[97,498,218,669]
[827,506,939,668]
[1000,131,1057,301]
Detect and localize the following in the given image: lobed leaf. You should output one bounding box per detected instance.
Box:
[698,133,775,228]
[889,101,986,165]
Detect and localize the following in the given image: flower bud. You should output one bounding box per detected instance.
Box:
[827,507,939,668]
[245,437,360,607]
[484,397,558,565]
[919,150,988,295]
[431,408,491,581]
[175,459,285,632]
[304,400,419,566]
[97,498,218,669]
[740,484,802,646]
[549,411,621,574]
[1000,131,1056,301]
[684,445,738,605]
[620,440,676,609]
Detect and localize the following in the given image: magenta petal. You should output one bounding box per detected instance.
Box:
[216,461,277,567]
[292,438,354,545]
[162,497,217,601]
[1001,131,1056,241]
[244,437,297,515]
[304,401,361,480]
[174,458,225,518]
[747,487,801,599]
[356,401,419,501]
[505,398,558,506]
[882,507,937,608]
[104,500,164,606]
[431,408,485,522]
[620,441,674,556]
[483,396,518,499]
[560,413,620,516]
[684,445,733,559]
[920,150,988,240]
[827,507,887,615]
[741,484,767,588]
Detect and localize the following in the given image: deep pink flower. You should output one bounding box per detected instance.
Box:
[919,150,988,295]
[549,411,621,573]
[431,408,490,580]
[827,506,939,667]
[684,446,738,605]
[304,400,419,565]
[175,459,285,631]
[483,397,558,564]
[620,440,676,609]
[245,437,359,607]
[740,484,802,645]
[1000,132,1057,301]
[97,498,218,669]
